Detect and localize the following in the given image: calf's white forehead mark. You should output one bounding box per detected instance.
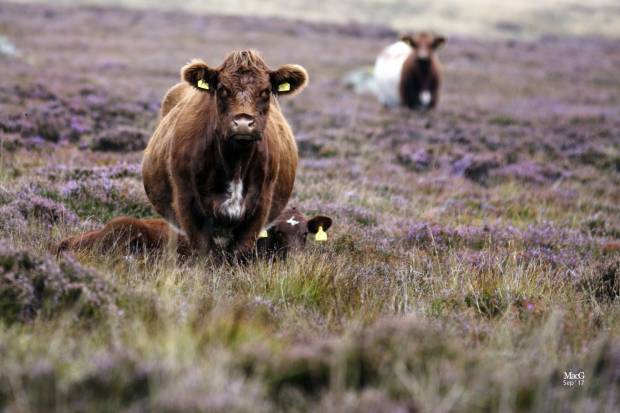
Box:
[286,216,299,226]
[220,179,244,219]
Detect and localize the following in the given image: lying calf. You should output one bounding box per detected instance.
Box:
[56,207,332,259]
[56,217,192,258]
[257,206,332,259]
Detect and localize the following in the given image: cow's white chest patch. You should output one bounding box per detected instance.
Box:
[286,216,299,226]
[220,179,244,219]
[420,90,431,106]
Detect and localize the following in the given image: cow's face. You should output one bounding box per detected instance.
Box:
[261,208,333,256]
[401,32,445,61]
[182,51,308,144]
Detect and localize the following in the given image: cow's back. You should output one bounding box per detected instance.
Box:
[160,82,192,119]
[373,41,411,107]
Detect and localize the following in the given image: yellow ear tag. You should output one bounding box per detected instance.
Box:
[278,82,291,92]
[258,229,268,239]
[315,226,327,242]
[197,79,210,90]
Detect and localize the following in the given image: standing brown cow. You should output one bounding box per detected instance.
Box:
[142,50,308,258]
[373,32,445,109]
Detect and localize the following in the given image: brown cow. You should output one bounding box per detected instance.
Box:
[142,50,308,259]
[56,207,333,259]
[373,32,445,109]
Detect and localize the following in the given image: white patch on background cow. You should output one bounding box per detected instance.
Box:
[420,90,431,106]
[221,180,244,219]
[373,41,411,107]
[286,216,299,226]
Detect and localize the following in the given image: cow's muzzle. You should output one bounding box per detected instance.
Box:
[230,114,256,134]
[229,114,261,143]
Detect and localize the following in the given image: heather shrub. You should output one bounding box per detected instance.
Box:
[0,192,78,230]
[0,241,114,325]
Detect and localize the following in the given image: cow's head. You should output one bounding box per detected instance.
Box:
[401,32,445,62]
[181,50,308,144]
[258,207,333,257]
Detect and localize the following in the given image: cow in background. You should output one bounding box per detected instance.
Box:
[374,32,446,109]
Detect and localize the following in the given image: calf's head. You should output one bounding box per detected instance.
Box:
[182,50,308,144]
[401,32,445,62]
[258,207,333,257]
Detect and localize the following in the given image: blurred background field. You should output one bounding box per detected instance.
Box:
[16,0,620,39]
[1,0,620,412]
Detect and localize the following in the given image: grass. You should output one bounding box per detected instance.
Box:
[1,181,617,411]
[0,142,620,411]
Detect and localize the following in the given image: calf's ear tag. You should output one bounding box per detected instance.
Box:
[197,79,210,90]
[258,229,268,238]
[278,82,291,92]
[315,226,327,242]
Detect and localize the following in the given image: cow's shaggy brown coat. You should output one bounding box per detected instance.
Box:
[142,50,308,258]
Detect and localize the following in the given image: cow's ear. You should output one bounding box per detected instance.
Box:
[432,36,446,50]
[307,216,332,234]
[270,64,308,96]
[401,34,416,48]
[181,59,218,92]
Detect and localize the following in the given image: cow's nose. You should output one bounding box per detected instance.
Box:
[416,49,430,60]
[230,114,256,135]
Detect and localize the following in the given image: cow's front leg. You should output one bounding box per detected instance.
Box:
[173,175,213,254]
[171,159,215,255]
[232,193,272,261]
[173,189,213,255]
